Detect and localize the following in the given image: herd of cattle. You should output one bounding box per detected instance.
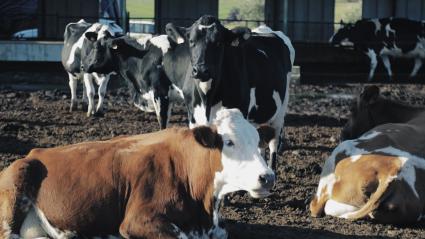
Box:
[1,15,425,238]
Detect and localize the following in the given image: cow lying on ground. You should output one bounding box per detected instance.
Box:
[82,34,186,129]
[61,19,121,116]
[0,108,275,238]
[165,15,295,170]
[331,18,425,81]
[310,86,425,224]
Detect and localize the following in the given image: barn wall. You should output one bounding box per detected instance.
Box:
[265,0,335,42]
[37,0,99,40]
[363,0,425,20]
[155,0,218,33]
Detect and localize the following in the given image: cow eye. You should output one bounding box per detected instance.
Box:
[224,140,234,147]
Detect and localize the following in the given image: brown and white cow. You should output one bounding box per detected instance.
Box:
[0,108,275,238]
[310,86,425,224]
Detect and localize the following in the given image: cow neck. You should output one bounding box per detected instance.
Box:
[205,46,225,121]
[178,130,223,217]
[374,99,425,125]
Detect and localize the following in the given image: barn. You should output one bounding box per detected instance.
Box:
[1,0,425,238]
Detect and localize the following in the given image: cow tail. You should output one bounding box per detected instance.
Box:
[345,176,394,220]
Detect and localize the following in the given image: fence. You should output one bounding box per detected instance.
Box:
[2,13,346,42]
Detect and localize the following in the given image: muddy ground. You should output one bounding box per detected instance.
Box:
[1,77,425,238]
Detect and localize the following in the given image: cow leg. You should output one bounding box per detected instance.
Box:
[310,173,335,217]
[153,93,170,130]
[0,159,45,238]
[381,55,393,80]
[95,74,110,115]
[366,49,378,81]
[119,201,182,239]
[83,73,95,117]
[82,80,88,111]
[410,58,423,78]
[68,73,78,112]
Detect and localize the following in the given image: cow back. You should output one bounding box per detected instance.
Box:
[61,21,92,73]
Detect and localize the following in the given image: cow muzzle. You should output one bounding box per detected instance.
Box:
[192,64,209,79]
[258,173,275,190]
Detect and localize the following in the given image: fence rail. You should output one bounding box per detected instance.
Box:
[2,13,347,41]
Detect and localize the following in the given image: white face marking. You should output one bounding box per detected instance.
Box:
[198,23,216,30]
[213,108,274,199]
[149,35,171,54]
[198,79,212,95]
[324,199,359,217]
[252,25,295,65]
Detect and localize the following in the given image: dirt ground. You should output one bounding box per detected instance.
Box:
[1,78,425,238]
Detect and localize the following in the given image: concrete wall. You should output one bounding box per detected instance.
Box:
[0,41,62,62]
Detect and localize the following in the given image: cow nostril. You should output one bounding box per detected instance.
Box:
[192,67,199,76]
[259,174,275,188]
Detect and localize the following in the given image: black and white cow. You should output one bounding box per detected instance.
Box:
[61,19,121,116]
[166,15,295,170]
[331,18,425,80]
[81,34,187,129]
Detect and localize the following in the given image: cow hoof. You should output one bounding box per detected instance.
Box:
[69,105,77,112]
[81,103,89,111]
[93,111,105,117]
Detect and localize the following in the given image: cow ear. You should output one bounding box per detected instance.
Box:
[226,27,251,47]
[257,124,275,148]
[110,38,123,50]
[360,85,380,105]
[193,126,223,149]
[85,32,98,42]
[165,23,186,44]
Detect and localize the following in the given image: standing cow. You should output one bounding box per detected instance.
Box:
[82,34,186,129]
[165,15,295,170]
[331,18,425,80]
[61,19,122,116]
[310,86,425,224]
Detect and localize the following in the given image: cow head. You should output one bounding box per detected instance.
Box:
[199,108,275,199]
[80,31,117,74]
[166,15,251,84]
[330,21,354,46]
[341,86,381,140]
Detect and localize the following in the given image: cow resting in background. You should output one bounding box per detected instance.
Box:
[61,19,122,116]
[310,86,425,224]
[331,18,425,80]
[0,108,275,238]
[165,15,295,171]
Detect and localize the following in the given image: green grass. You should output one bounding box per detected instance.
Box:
[334,0,362,24]
[126,0,154,18]
[125,0,259,20]
[218,0,242,19]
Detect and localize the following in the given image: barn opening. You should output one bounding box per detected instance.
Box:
[219,0,265,28]
[334,0,362,31]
